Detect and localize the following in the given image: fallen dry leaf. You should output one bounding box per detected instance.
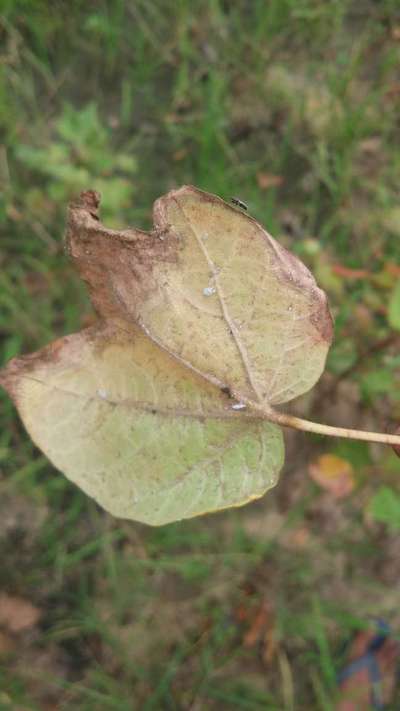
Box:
[235,589,277,662]
[0,630,15,656]
[256,172,284,190]
[172,148,189,161]
[386,263,400,278]
[0,593,41,632]
[281,525,311,550]
[332,264,371,280]
[308,453,356,499]
[66,187,333,406]
[243,599,271,648]
[391,26,400,41]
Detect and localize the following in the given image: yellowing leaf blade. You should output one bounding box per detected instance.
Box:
[1,325,284,525]
[66,187,333,406]
[1,185,334,525]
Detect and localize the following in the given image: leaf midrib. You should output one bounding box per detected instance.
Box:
[17,374,261,422]
[173,197,263,403]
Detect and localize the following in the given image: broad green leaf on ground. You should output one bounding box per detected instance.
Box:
[0,324,283,525]
[66,187,333,406]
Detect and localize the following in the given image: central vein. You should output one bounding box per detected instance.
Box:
[175,199,263,403]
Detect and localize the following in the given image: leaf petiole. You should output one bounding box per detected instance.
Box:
[237,396,400,447]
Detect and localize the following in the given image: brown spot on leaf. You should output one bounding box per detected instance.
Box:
[65,192,181,325]
[0,183,335,524]
[65,184,333,406]
[71,189,101,215]
[310,292,334,344]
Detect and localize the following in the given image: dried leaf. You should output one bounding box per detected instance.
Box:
[256,172,284,190]
[281,525,311,550]
[308,453,356,499]
[391,26,400,40]
[0,186,333,525]
[1,324,283,525]
[0,630,15,656]
[66,187,333,406]
[243,599,271,647]
[386,263,400,279]
[172,148,189,162]
[331,264,371,280]
[0,594,41,632]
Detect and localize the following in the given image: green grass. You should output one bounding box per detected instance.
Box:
[1,0,400,708]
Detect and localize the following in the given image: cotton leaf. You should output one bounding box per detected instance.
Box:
[0,324,283,525]
[1,186,333,526]
[66,186,333,406]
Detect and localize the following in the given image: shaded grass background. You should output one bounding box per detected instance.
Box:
[1,1,400,708]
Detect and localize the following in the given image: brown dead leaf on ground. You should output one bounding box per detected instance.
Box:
[12,644,71,709]
[172,148,189,161]
[0,629,16,656]
[256,172,284,190]
[332,264,371,280]
[309,454,356,499]
[0,491,48,542]
[0,593,41,633]
[281,525,311,550]
[234,588,278,663]
[386,263,400,278]
[243,599,271,648]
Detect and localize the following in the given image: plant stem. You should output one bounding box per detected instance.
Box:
[238,395,400,447]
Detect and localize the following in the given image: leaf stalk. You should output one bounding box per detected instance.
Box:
[238,396,400,447]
